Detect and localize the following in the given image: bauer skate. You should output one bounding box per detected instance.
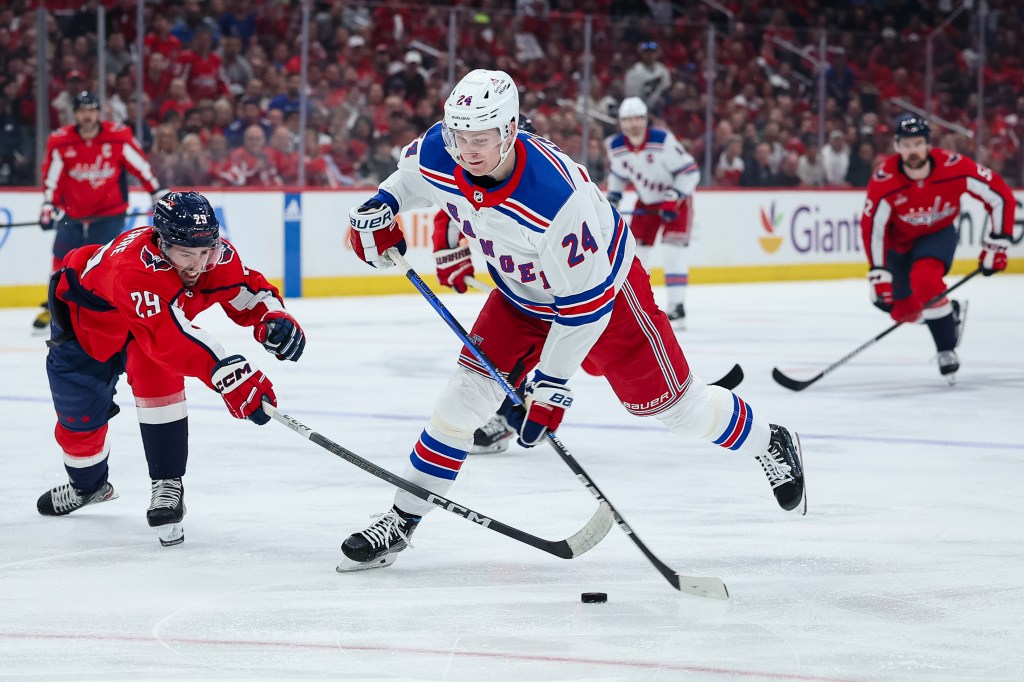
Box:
[148,478,186,547]
[666,302,686,328]
[337,506,420,572]
[470,414,515,454]
[755,425,806,514]
[37,481,118,516]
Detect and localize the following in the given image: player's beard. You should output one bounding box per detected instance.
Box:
[178,269,201,287]
[904,154,927,170]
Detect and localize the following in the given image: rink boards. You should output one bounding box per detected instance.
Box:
[1,187,1022,305]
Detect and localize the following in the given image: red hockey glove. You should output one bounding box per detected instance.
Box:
[348,199,406,269]
[890,297,924,324]
[868,268,893,312]
[498,373,573,448]
[435,244,473,294]
[659,189,685,222]
[211,354,276,425]
[39,202,64,231]
[979,233,1010,276]
[254,311,306,361]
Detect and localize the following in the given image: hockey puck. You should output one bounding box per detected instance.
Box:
[581,592,608,603]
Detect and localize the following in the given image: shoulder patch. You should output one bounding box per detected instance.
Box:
[140,245,174,272]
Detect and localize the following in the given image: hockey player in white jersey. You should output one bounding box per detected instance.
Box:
[606,96,700,325]
[341,69,806,572]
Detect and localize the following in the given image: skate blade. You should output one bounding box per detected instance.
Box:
[794,432,807,516]
[336,552,398,573]
[157,523,185,547]
[945,374,957,386]
[469,438,513,455]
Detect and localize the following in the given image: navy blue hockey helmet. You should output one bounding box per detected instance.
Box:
[73,91,100,112]
[517,114,536,135]
[895,115,931,142]
[153,191,220,248]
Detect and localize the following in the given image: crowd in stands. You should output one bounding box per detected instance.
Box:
[0,0,1022,190]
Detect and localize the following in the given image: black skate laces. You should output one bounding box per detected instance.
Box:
[360,511,415,550]
[149,479,183,511]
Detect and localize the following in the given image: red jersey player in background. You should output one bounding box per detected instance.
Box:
[861,116,1014,382]
[37,191,306,547]
[35,91,169,331]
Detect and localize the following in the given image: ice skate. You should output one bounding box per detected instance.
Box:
[470,414,514,454]
[952,299,967,347]
[147,478,186,547]
[666,302,686,328]
[755,425,806,514]
[37,481,118,516]
[337,507,420,572]
[937,350,959,385]
[32,302,51,333]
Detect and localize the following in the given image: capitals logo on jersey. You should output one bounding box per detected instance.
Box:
[140,245,174,272]
[68,158,118,188]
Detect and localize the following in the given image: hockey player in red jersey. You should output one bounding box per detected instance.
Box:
[861,116,1014,381]
[37,191,306,547]
[340,69,806,572]
[34,91,169,330]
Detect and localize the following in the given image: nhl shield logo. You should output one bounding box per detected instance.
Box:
[473,190,483,203]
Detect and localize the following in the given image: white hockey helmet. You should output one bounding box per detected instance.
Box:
[618,96,648,120]
[442,69,520,169]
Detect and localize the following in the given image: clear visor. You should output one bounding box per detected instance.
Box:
[160,239,224,276]
[441,123,506,155]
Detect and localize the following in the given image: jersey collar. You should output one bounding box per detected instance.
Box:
[623,129,650,152]
[454,138,528,210]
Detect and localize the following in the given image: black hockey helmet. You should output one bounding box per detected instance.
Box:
[73,91,100,111]
[895,115,931,142]
[517,114,537,135]
[153,191,220,248]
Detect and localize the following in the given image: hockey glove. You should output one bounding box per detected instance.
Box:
[606,191,622,208]
[211,354,276,425]
[979,233,1010,276]
[659,189,685,222]
[254,311,306,361]
[867,268,894,312]
[348,199,406,269]
[151,187,171,203]
[435,244,473,294]
[498,373,573,448]
[39,203,64,230]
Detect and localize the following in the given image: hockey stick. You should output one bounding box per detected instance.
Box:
[264,402,613,560]
[1,210,152,229]
[388,248,729,599]
[772,268,983,391]
[463,275,743,391]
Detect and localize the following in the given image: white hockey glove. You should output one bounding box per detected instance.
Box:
[868,268,893,312]
[348,199,406,269]
[979,233,1010,276]
[497,372,573,448]
[39,202,65,230]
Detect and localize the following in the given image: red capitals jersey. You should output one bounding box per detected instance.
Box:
[56,227,286,390]
[176,50,230,101]
[42,122,161,220]
[861,148,1016,268]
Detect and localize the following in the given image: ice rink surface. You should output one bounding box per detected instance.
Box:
[1,275,1022,682]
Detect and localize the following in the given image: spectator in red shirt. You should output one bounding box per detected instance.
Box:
[145,15,182,64]
[157,78,195,124]
[220,124,280,187]
[176,27,229,102]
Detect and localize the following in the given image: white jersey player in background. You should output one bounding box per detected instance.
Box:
[606,97,700,325]
[342,69,806,573]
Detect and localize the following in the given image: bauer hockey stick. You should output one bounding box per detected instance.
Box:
[388,248,730,600]
[263,401,613,559]
[463,276,744,390]
[772,268,983,391]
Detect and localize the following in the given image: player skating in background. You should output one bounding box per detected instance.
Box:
[430,114,540,456]
[34,91,169,331]
[37,191,306,546]
[862,116,1014,382]
[342,69,806,572]
[605,97,700,326]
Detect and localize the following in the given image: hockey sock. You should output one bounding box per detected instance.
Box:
[136,393,188,479]
[658,378,770,456]
[925,313,958,352]
[662,242,688,308]
[395,424,470,516]
[57,425,110,493]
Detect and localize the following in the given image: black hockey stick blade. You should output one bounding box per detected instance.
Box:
[771,367,820,392]
[265,403,613,560]
[710,364,744,390]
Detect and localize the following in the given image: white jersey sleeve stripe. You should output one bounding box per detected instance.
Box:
[965,176,1005,234]
[870,198,892,267]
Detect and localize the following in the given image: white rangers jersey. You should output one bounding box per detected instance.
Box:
[377,123,635,381]
[605,128,700,204]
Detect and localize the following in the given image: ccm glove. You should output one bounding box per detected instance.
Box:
[979,233,1010,276]
[498,373,573,448]
[254,311,306,361]
[348,199,406,269]
[435,244,473,293]
[39,203,64,230]
[868,268,894,312]
[211,354,276,425]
